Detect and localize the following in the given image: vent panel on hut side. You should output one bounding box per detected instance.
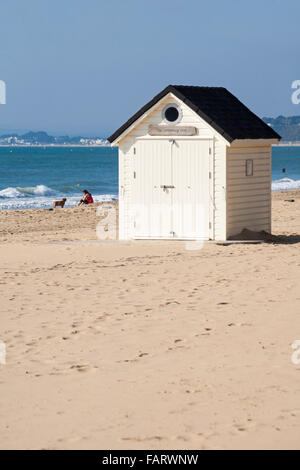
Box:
[226,143,272,238]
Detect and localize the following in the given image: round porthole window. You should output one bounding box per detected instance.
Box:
[162,104,182,124]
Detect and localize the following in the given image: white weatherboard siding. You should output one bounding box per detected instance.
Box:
[226,143,272,238]
[117,93,228,240]
[112,86,279,241]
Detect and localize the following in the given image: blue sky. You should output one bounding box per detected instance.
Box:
[0,0,299,136]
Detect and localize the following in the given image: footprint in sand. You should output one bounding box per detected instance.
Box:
[121,435,165,442]
[232,421,255,433]
[70,364,98,373]
[138,352,148,358]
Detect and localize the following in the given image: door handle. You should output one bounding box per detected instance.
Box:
[160,185,175,190]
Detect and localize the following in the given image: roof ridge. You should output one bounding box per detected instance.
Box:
[171,84,227,89]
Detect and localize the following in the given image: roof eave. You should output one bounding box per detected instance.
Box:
[107,85,174,144]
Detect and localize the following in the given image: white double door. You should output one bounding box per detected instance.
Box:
[133,139,212,239]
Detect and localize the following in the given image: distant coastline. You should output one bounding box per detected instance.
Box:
[0,131,110,147]
[263,115,300,142]
[1,126,300,148]
[0,142,298,148]
[0,142,299,148]
[0,144,111,148]
[274,142,300,147]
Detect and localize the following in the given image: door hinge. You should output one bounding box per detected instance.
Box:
[133,147,136,155]
[209,171,212,179]
[133,171,136,179]
[209,222,212,229]
[209,148,212,155]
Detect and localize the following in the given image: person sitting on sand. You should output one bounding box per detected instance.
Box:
[78,189,94,206]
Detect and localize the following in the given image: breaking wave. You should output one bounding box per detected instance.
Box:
[272,178,300,191]
[0,185,55,198]
[0,184,117,210]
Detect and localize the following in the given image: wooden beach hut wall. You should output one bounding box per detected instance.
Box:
[108,85,281,241]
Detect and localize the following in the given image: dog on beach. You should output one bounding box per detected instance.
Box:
[53,198,67,209]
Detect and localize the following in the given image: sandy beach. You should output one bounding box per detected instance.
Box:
[1,191,300,450]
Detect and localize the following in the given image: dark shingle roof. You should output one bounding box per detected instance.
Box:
[108,85,281,143]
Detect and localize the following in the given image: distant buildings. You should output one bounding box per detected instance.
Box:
[79,138,109,146]
[0,136,27,145]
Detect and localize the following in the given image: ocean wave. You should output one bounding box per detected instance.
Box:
[0,184,55,198]
[93,194,118,203]
[0,193,118,210]
[272,178,300,191]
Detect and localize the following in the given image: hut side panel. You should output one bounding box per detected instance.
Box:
[226,144,272,238]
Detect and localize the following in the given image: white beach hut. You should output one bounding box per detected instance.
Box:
[108,85,281,241]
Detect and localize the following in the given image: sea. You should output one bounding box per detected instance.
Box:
[0,145,299,210]
[0,146,118,210]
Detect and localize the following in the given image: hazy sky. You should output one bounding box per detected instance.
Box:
[0,0,299,136]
